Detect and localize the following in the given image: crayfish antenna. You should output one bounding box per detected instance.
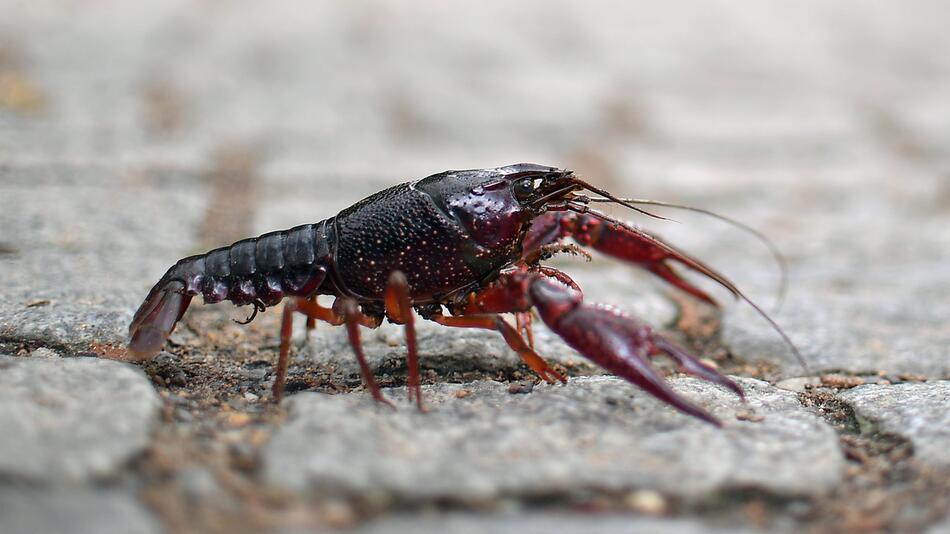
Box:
[588,197,788,312]
[647,228,808,374]
[572,178,675,222]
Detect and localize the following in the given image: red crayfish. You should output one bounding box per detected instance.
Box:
[129,164,800,425]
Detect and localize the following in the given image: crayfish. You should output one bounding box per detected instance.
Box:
[129,164,800,425]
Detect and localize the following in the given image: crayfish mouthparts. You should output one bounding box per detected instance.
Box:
[129,163,801,425]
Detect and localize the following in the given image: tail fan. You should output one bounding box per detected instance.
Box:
[127,281,192,361]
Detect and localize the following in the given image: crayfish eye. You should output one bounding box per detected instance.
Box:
[513,178,536,200]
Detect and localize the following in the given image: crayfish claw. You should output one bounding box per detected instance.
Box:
[527,276,734,425]
[649,262,720,308]
[652,339,745,401]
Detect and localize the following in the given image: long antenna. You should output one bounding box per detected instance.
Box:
[573,179,676,222]
[587,197,788,312]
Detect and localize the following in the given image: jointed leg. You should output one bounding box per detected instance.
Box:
[431,313,566,384]
[339,298,393,408]
[273,296,387,405]
[515,312,534,350]
[275,297,341,402]
[384,271,423,410]
[305,295,317,333]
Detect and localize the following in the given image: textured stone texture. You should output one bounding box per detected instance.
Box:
[838,382,950,470]
[264,376,843,501]
[2,0,950,531]
[0,354,161,483]
[0,488,161,534]
[0,169,207,350]
[342,513,769,534]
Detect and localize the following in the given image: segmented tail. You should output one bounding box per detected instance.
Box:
[127,221,332,360]
[127,280,193,361]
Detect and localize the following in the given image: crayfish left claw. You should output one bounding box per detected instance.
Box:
[458,270,742,424]
[527,277,741,425]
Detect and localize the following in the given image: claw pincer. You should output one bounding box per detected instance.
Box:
[461,270,742,425]
[130,163,797,425]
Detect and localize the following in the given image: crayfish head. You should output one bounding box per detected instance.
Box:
[417,164,578,253]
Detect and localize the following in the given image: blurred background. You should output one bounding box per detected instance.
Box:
[1,1,949,532]
[2,0,948,372]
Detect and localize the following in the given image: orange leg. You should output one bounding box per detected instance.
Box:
[384,271,424,410]
[339,298,393,408]
[431,314,566,384]
[515,312,535,350]
[273,296,387,406]
[305,295,317,333]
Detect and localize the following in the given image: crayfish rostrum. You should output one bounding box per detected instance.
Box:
[129,164,799,425]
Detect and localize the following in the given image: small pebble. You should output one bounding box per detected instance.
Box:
[229,442,258,472]
[320,499,357,528]
[237,367,268,380]
[153,351,179,365]
[30,348,59,360]
[736,410,765,422]
[508,382,534,395]
[224,412,251,427]
[775,377,820,393]
[820,374,866,388]
[624,490,667,515]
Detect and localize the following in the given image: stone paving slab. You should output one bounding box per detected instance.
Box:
[0,167,207,350]
[0,487,161,534]
[838,382,950,470]
[264,376,843,502]
[0,353,160,483]
[2,0,949,531]
[339,513,769,534]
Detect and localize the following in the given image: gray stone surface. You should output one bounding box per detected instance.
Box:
[264,376,843,501]
[343,513,769,534]
[3,0,950,531]
[0,169,207,350]
[928,516,950,534]
[0,488,161,534]
[0,354,161,483]
[838,381,950,469]
[721,265,950,378]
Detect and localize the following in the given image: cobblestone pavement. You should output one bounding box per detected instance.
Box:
[1,1,948,532]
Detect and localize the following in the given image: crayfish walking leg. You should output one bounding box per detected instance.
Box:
[274,271,425,409]
[383,271,423,410]
[274,296,389,406]
[430,313,567,385]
